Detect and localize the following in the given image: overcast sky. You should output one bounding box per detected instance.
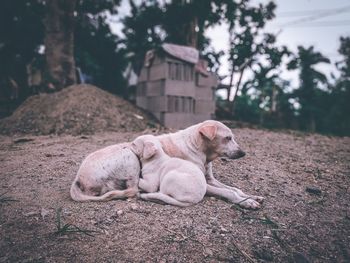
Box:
[111,0,350,93]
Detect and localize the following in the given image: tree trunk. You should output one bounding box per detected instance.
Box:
[186,16,198,48]
[229,58,251,104]
[230,66,246,114]
[309,112,316,132]
[180,0,198,48]
[227,68,234,102]
[44,0,77,90]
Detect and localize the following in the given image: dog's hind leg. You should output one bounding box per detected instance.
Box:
[138,178,159,193]
[140,193,192,207]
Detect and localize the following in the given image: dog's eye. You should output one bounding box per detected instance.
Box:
[225,136,232,141]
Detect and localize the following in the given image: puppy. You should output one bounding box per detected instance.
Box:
[70,143,140,201]
[132,135,207,207]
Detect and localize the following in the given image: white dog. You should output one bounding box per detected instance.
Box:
[70,120,263,209]
[132,135,207,207]
[70,143,140,201]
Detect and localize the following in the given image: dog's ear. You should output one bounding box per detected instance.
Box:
[143,141,157,159]
[199,124,217,141]
[131,140,143,157]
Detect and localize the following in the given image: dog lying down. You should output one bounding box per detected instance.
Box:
[133,135,207,207]
[70,143,140,201]
[70,120,263,209]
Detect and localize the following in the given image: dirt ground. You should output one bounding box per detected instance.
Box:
[0,128,349,262]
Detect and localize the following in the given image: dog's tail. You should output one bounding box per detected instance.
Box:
[70,180,137,202]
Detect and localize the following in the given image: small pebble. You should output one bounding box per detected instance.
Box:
[306,186,322,195]
[220,227,229,233]
[205,248,213,256]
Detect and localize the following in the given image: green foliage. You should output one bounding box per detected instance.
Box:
[287,46,330,132]
[318,37,350,136]
[0,0,45,99]
[162,0,235,50]
[121,0,245,73]
[0,0,45,70]
[233,34,292,129]
[0,0,126,96]
[76,0,121,15]
[74,0,127,95]
[121,0,164,73]
[227,1,277,70]
[234,94,260,123]
[75,7,127,95]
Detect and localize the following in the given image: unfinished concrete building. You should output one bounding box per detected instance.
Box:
[136,43,217,129]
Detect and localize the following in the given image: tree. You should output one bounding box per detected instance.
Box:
[323,37,350,135]
[162,0,227,50]
[0,0,45,100]
[122,0,276,74]
[0,0,124,98]
[226,1,276,104]
[75,0,125,95]
[44,0,77,91]
[288,46,330,132]
[122,0,164,74]
[238,38,290,123]
[122,0,233,73]
[45,0,123,91]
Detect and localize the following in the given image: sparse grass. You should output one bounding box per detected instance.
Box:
[240,214,280,227]
[53,207,97,237]
[308,195,326,205]
[229,240,255,263]
[0,192,18,203]
[230,204,246,213]
[260,214,279,229]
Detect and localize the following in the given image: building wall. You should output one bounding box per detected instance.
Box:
[136,54,216,129]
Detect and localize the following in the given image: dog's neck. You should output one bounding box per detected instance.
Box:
[158,128,207,171]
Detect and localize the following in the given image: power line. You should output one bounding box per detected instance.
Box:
[280,5,350,27]
[277,6,350,17]
[279,20,350,28]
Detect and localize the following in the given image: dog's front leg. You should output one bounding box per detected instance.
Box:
[205,162,264,203]
[206,185,261,209]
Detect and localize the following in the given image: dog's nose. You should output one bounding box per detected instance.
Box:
[236,149,246,159]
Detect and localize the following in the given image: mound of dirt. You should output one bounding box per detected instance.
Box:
[0,84,158,135]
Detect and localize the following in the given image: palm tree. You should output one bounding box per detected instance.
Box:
[288,46,330,132]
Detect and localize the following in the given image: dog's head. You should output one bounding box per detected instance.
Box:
[131,135,163,161]
[195,120,245,162]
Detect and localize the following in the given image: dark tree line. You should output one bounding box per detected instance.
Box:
[0,0,124,97]
[0,0,349,135]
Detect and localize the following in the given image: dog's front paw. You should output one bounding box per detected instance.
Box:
[238,198,261,210]
[251,195,264,204]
